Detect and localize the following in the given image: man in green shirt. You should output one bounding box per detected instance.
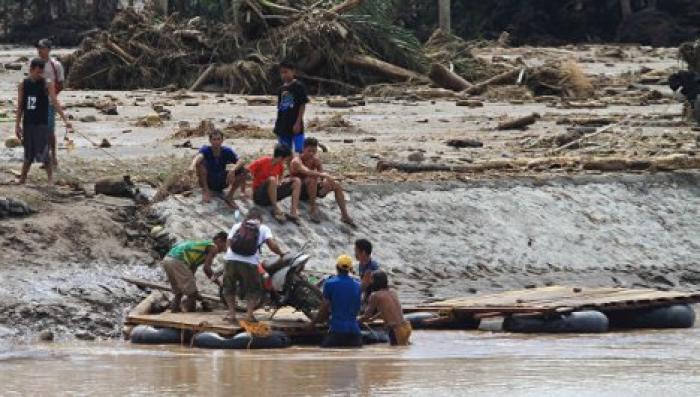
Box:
[161,232,228,312]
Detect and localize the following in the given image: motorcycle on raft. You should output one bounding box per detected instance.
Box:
[217,252,324,321]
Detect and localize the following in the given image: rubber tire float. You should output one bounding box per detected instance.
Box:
[193,331,291,349]
[405,312,480,330]
[503,310,609,333]
[605,304,696,329]
[130,325,186,345]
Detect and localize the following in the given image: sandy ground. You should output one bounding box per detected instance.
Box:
[1,44,699,339]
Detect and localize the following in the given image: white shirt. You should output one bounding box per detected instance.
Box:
[224,222,272,265]
[28,57,64,84]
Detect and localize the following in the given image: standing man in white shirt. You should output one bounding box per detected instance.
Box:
[222,208,285,323]
[35,39,65,168]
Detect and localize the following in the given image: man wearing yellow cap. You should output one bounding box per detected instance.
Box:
[311,254,362,348]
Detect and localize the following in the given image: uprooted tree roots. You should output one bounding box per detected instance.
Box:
[65,1,433,95]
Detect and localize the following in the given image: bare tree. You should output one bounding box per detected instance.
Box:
[620,0,632,18]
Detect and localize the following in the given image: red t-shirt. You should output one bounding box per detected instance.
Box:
[248,156,284,190]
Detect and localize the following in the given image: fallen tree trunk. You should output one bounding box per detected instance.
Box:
[329,0,365,15]
[497,112,540,130]
[346,55,427,83]
[123,291,165,339]
[105,39,136,65]
[377,154,700,174]
[298,72,359,91]
[189,64,216,92]
[465,68,521,95]
[377,159,518,173]
[429,63,472,91]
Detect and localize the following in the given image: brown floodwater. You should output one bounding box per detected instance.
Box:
[2,329,700,396]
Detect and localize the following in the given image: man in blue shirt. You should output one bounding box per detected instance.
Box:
[355,238,379,305]
[312,255,362,348]
[190,129,247,209]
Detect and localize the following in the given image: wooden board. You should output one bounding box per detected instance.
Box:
[126,307,319,336]
[405,286,700,316]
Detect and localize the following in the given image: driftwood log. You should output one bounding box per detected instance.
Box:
[376,159,516,173]
[429,63,472,91]
[122,291,166,339]
[497,112,540,130]
[446,139,483,148]
[377,155,700,174]
[329,0,365,14]
[189,64,216,91]
[465,68,521,95]
[105,39,136,64]
[346,55,427,83]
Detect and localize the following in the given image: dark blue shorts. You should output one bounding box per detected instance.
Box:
[278,133,304,154]
[320,331,363,348]
[207,172,229,192]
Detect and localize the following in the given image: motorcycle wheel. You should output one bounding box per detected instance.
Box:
[288,274,324,320]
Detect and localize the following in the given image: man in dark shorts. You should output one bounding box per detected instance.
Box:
[14,58,71,185]
[161,232,228,312]
[311,255,363,348]
[190,129,246,208]
[274,61,309,154]
[359,271,412,346]
[248,144,302,223]
[222,208,285,323]
[290,137,355,226]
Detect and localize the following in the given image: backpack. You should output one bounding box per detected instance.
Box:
[49,60,63,94]
[229,220,261,256]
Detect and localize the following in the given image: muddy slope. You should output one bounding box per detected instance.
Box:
[155,172,700,303]
[1,172,699,339]
[0,186,161,340]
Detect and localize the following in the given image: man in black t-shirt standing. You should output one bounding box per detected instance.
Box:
[273,61,309,154]
[14,58,71,185]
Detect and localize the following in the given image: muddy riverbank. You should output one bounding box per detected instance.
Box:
[1,171,698,340]
[1,42,699,340]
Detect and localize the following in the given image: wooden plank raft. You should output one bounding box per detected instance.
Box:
[404,286,700,317]
[126,307,320,337]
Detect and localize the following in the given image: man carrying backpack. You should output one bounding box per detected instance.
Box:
[35,39,65,168]
[222,208,285,323]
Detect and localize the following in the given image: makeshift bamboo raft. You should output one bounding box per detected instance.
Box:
[405,286,700,317]
[123,286,700,346]
[127,307,317,337]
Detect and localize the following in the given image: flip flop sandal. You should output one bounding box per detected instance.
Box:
[223,197,239,210]
[271,210,286,223]
[309,213,321,224]
[341,217,357,228]
[285,213,301,225]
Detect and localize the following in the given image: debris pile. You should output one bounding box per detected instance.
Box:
[65,1,434,94]
[170,120,272,140]
[423,29,503,84]
[307,113,366,134]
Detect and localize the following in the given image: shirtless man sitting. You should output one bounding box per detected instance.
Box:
[290,137,355,226]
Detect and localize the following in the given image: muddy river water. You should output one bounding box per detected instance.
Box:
[2,329,700,396]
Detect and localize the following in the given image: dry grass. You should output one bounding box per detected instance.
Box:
[559,60,594,98]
